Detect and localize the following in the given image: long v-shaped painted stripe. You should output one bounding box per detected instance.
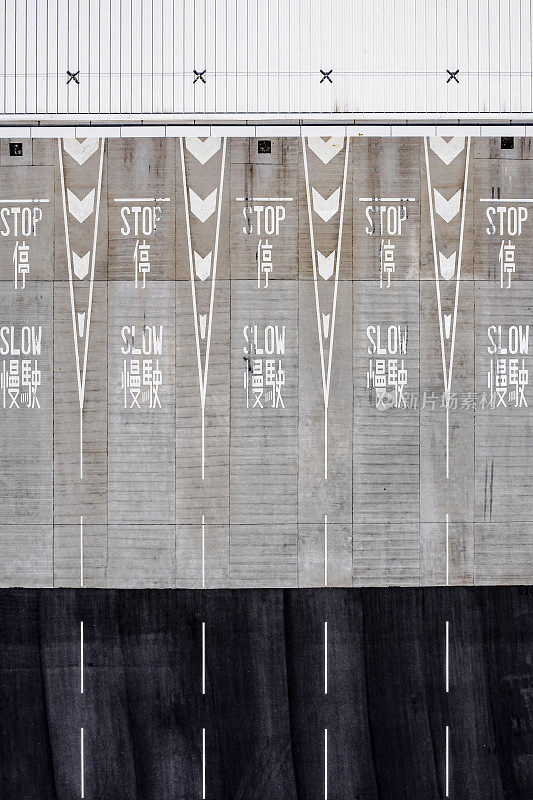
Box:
[180,137,227,480]
[58,138,105,479]
[424,137,470,478]
[303,137,350,479]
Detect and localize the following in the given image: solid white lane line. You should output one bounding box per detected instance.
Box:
[445,725,449,797]
[80,727,84,799]
[324,514,328,586]
[202,515,205,589]
[202,728,206,799]
[324,728,328,800]
[324,621,328,695]
[80,621,84,694]
[479,197,533,203]
[80,515,83,588]
[202,622,205,695]
[446,620,450,693]
[235,196,294,202]
[446,514,450,586]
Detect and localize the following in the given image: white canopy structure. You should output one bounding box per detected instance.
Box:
[0,0,532,122]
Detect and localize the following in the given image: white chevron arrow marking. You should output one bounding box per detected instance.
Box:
[322,313,331,339]
[72,250,90,280]
[63,138,100,166]
[199,313,207,340]
[185,137,221,165]
[189,187,217,222]
[317,249,335,281]
[434,189,462,223]
[77,312,86,338]
[439,251,457,281]
[307,137,344,164]
[429,137,465,166]
[312,187,340,222]
[67,188,95,223]
[194,250,212,282]
[444,313,452,340]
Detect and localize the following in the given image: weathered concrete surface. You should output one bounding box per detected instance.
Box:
[0,136,531,587]
[1,587,531,800]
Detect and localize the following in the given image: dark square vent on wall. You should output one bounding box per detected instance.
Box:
[9,142,23,156]
[257,139,272,154]
[501,137,514,150]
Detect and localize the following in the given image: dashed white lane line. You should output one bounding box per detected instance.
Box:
[202,515,205,589]
[324,515,328,587]
[202,622,206,695]
[445,514,449,586]
[445,725,450,797]
[324,621,328,695]
[80,516,84,588]
[445,621,450,693]
[202,727,206,799]
[80,621,84,695]
[324,728,328,800]
[80,727,85,799]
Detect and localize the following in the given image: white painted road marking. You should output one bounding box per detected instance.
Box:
[358,196,416,202]
[80,621,84,694]
[202,728,206,799]
[235,197,293,202]
[324,621,328,694]
[80,516,84,587]
[445,620,449,693]
[446,514,450,586]
[80,727,84,799]
[113,197,171,202]
[324,728,328,800]
[324,515,328,586]
[202,622,206,695]
[202,515,205,589]
[180,136,227,480]
[445,725,450,797]
[479,198,533,203]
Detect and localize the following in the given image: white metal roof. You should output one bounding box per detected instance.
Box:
[0,0,532,120]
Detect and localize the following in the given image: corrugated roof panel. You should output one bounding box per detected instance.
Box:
[0,0,532,118]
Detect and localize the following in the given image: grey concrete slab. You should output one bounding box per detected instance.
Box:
[474,281,533,523]
[0,167,55,282]
[175,523,230,588]
[31,138,57,167]
[53,281,108,524]
[176,135,230,281]
[353,280,419,525]
[0,524,52,587]
[0,136,530,587]
[0,282,53,524]
[107,281,176,525]
[107,524,175,588]
[107,138,177,281]
[54,138,108,281]
[419,279,475,522]
[298,138,353,280]
[175,279,230,524]
[297,522,352,587]
[0,138,33,166]
[352,138,421,281]
[230,280,298,526]
[420,521,475,586]
[352,523,420,586]
[229,162,299,281]
[473,157,533,283]
[53,523,107,588]
[474,523,533,584]
[229,523,297,587]
[298,279,352,524]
